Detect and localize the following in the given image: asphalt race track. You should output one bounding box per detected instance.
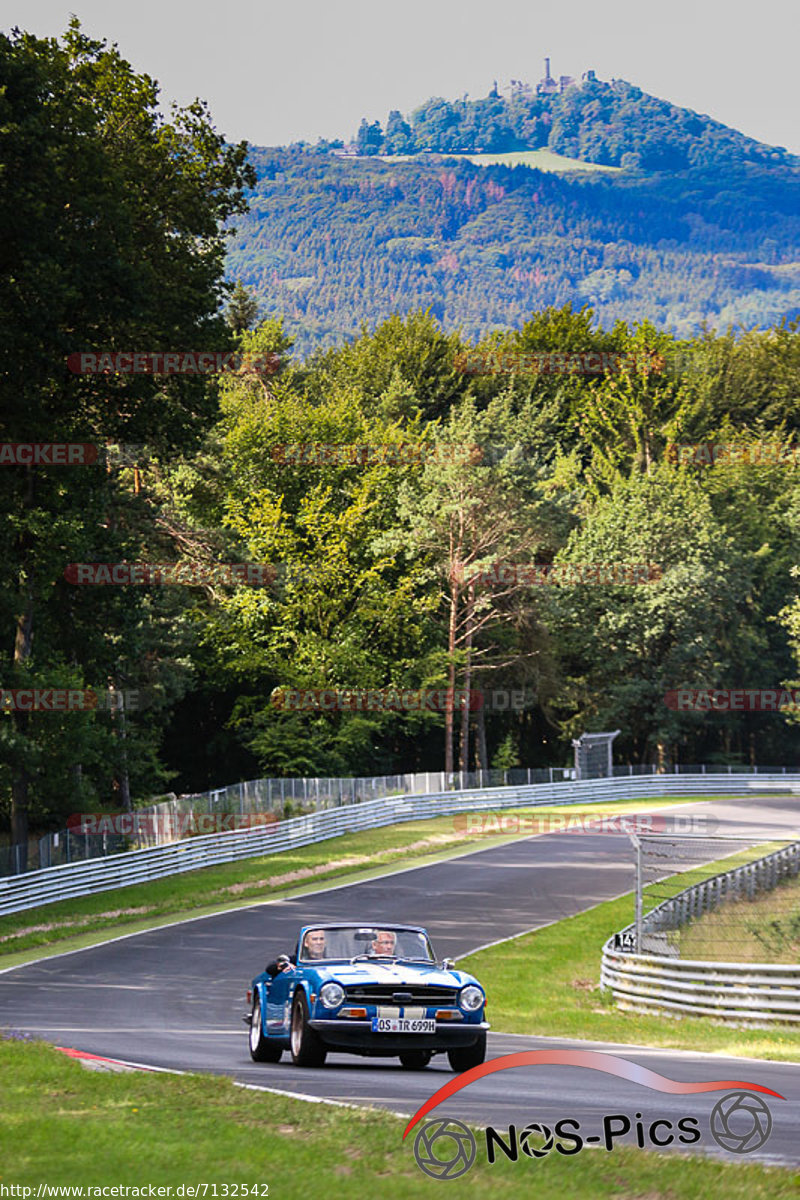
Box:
[1,796,799,1166]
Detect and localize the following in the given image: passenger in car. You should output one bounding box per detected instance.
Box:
[371,930,397,955]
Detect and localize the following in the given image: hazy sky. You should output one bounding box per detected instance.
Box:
[4,0,799,154]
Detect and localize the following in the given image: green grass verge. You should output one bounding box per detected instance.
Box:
[1,1037,798,1195]
[460,842,800,1061]
[0,797,700,964]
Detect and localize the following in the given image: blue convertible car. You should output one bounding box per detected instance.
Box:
[247,922,488,1071]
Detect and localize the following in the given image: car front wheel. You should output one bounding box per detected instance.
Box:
[249,995,282,1063]
[447,1032,486,1073]
[290,992,327,1067]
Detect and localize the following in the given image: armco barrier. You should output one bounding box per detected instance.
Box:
[0,772,797,918]
[602,838,800,1025]
[601,951,800,1025]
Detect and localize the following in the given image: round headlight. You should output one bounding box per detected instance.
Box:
[319,982,345,1009]
[459,985,484,1012]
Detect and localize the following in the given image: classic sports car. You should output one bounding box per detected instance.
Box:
[247,922,488,1071]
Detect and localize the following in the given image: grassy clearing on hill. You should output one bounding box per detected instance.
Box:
[457,148,622,172]
[1,1037,797,1195]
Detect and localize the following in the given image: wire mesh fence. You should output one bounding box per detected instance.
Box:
[632,833,800,962]
[1,765,580,876]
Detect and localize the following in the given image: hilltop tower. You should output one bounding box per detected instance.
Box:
[537,58,559,96]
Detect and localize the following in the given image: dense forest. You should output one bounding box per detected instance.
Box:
[1,26,799,855]
[228,146,800,357]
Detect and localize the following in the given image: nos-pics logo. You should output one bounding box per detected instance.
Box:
[405,1050,783,1180]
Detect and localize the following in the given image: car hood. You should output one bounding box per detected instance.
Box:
[312,962,471,987]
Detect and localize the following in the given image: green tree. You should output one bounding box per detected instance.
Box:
[0,21,253,856]
[226,281,261,334]
[194,367,442,776]
[387,398,553,773]
[384,110,413,155]
[356,118,383,156]
[545,466,761,765]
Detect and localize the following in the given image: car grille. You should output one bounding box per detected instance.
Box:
[343,984,459,1006]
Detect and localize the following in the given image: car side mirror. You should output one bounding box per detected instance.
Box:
[443,957,455,970]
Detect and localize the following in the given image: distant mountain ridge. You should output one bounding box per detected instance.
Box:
[227,79,800,355]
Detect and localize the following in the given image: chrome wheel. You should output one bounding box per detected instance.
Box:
[290,999,302,1057]
[289,992,327,1067]
[249,994,282,1062]
[250,999,262,1053]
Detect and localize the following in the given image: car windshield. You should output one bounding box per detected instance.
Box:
[297,926,435,963]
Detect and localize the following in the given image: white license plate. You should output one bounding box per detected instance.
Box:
[371,1017,436,1034]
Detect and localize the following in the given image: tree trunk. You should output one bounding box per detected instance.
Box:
[445,575,459,778]
[475,699,488,773]
[11,470,35,867]
[110,686,132,812]
[459,581,475,776]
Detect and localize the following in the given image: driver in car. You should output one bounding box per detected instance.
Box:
[268,928,327,974]
[371,929,397,955]
[301,928,327,959]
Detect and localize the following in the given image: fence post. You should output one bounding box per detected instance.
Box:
[630,833,642,952]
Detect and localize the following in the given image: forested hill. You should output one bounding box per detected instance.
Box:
[347,76,798,171]
[227,141,800,357]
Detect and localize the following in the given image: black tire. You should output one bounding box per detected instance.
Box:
[289,991,327,1067]
[249,995,282,1063]
[399,1050,432,1070]
[447,1032,486,1073]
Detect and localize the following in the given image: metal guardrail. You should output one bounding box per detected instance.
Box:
[1,772,797,919]
[602,839,800,1025]
[5,761,796,877]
